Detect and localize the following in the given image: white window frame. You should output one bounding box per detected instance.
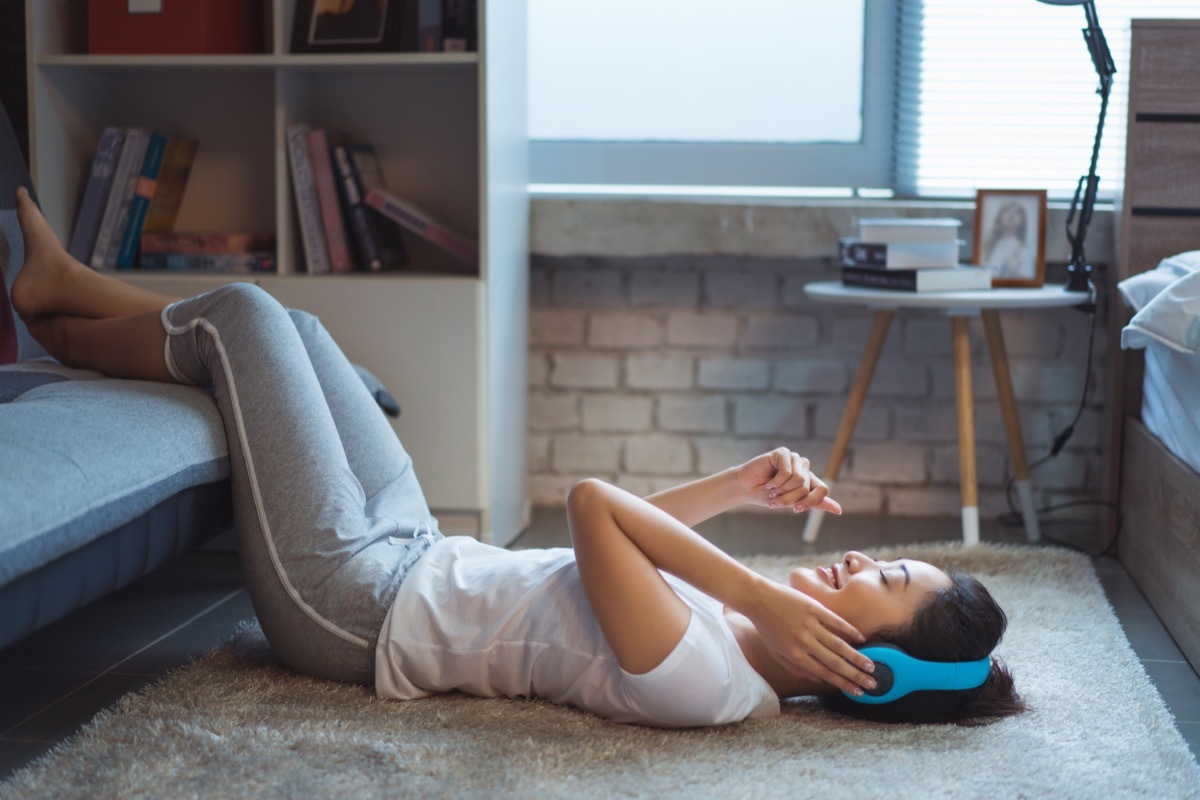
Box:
[528,1,897,190]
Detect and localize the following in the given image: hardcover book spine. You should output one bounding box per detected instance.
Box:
[838,238,959,270]
[286,123,331,275]
[91,127,148,269]
[140,232,275,254]
[142,135,198,234]
[68,126,126,263]
[408,0,444,51]
[99,129,152,269]
[139,251,276,273]
[116,131,169,269]
[841,267,918,291]
[346,143,407,269]
[307,129,356,273]
[441,0,476,51]
[332,142,385,272]
[363,187,479,266]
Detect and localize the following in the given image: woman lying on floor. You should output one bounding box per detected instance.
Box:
[11,187,1023,728]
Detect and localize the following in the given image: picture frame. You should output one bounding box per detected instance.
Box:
[290,0,406,54]
[973,189,1047,287]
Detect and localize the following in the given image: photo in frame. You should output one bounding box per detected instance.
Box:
[973,189,1047,287]
[290,0,405,54]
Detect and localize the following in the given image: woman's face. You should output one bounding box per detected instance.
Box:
[788,551,951,638]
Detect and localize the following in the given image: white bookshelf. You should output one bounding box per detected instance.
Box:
[24,0,530,545]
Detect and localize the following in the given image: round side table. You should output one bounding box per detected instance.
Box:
[803,281,1090,546]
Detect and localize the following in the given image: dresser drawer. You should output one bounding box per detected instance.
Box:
[1125,122,1200,207]
[1130,23,1200,113]
[1120,214,1200,282]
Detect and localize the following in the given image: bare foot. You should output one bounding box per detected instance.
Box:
[22,314,75,365]
[10,187,86,321]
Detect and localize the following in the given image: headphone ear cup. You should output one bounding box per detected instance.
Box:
[864,661,894,698]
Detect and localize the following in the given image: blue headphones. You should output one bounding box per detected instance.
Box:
[844,643,990,705]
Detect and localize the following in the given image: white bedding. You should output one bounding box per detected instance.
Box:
[1119,252,1200,474]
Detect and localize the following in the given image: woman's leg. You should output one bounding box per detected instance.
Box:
[164,284,433,684]
[284,308,436,524]
[11,187,179,321]
[15,189,435,684]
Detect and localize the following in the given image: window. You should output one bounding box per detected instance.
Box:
[528,1,1200,197]
[528,0,894,191]
[896,0,1200,199]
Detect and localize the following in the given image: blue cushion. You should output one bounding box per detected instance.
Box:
[0,362,230,586]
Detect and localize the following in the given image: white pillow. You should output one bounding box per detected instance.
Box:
[1118,250,1200,312]
[1121,268,1200,354]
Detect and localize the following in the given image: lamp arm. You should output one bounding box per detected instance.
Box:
[1064,78,1110,277]
[1062,0,1116,293]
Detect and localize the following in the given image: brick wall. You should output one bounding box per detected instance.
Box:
[527,248,1110,521]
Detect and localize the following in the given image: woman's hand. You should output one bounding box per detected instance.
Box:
[744,575,876,696]
[735,447,842,514]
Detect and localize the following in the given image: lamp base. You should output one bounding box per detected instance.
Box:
[1064,261,1092,293]
[1063,261,1096,313]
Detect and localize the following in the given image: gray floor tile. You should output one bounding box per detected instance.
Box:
[3,672,160,742]
[1177,722,1200,759]
[117,591,255,676]
[1117,610,1191,663]
[1142,660,1200,725]
[0,668,95,735]
[0,740,55,783]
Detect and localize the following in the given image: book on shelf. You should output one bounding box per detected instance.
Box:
[286,123,331,275]
[331,141,407,272]
[841,265,992,293]
[91,127,149,269]
[142,134,198,234]
[140,232,276,254]
[442,0,477,51]
[856,218,962,245]
[115,131,169,269]
[363,186,478,268]
[139,251,275,273]
[404,0,444,52]
[67,126,126,263]
[307,128,356,273]
[838,237,961,270]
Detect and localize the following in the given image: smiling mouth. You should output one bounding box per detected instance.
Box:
[819,565,840,589]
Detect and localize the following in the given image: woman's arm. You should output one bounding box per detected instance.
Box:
[645,447,842,528]
[567,471,874,697]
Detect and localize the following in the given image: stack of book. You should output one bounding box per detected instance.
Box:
[839,218,992,292]
[286,123,479,275]
[69,126,201,270]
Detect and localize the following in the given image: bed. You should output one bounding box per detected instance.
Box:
[1111,18,1200,676]
[1116,253,1200,674]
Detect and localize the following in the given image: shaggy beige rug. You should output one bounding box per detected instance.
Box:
[2,543,1198,799]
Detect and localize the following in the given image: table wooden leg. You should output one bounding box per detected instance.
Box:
[982,310,1040,542]
[952,316,980,546]
[803,309,895,542]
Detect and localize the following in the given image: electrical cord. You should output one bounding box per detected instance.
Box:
[995,278,1121,558]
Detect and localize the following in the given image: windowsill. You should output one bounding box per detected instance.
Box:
[529,189,1115,265]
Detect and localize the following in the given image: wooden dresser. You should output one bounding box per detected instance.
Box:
[1111,18,1200,671]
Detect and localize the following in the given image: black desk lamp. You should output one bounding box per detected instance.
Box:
[1035,0,1117,293]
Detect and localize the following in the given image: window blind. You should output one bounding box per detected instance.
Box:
[895,0,1200,199]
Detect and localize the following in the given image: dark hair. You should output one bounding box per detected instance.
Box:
[822,572,1026,725]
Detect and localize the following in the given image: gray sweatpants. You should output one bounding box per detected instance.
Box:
[161,283,441,685]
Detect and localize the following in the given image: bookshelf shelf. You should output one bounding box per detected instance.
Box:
[36,53,480,71]
[24,0,530,544]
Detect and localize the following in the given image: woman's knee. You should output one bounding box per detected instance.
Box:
[206,282,281,317]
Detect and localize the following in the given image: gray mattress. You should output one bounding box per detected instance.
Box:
[0,361,233,648]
